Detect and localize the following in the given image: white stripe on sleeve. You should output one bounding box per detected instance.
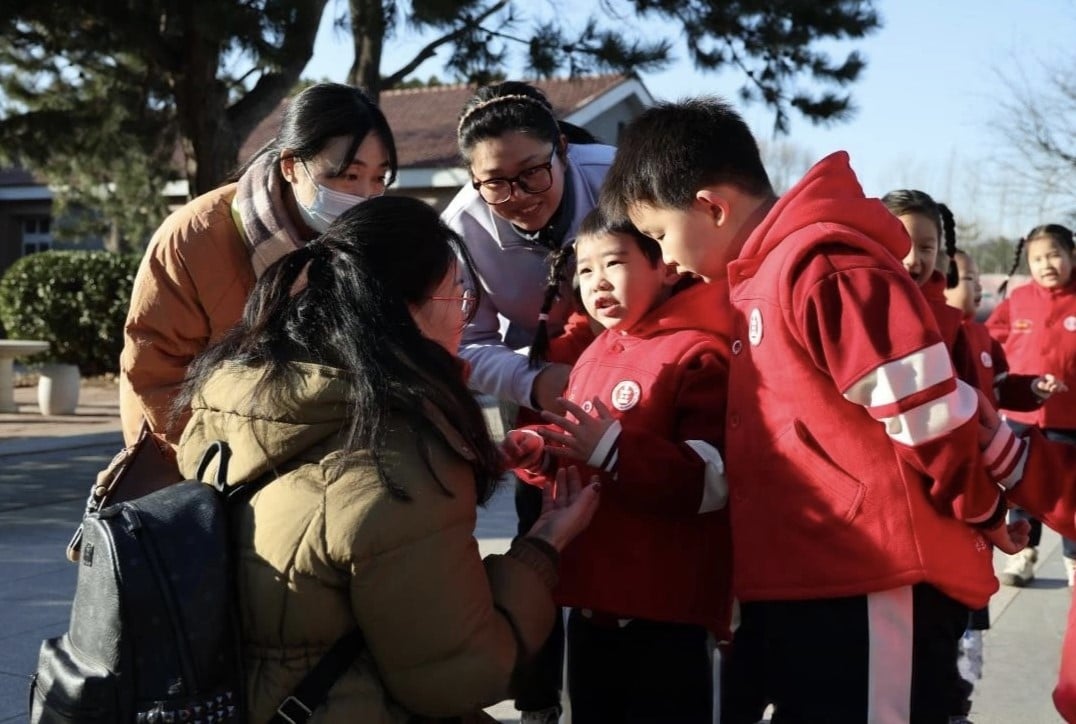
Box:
[685,440,728,514]
[843,341,953,408]
[586,419,622,472]
[880,379,978,447]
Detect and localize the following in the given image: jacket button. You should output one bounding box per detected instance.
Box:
[731,340,743,355]
[729,412,741,428]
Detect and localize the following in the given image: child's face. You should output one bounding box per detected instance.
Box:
[943,253,981,319]
[897,212,940,287]
[628,201,730,282]
[575,232,671,332]
[1027,236,1074,290]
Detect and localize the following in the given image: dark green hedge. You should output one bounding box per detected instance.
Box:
[0,251,142,375]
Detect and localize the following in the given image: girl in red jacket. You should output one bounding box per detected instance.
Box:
[987,224,1076,588]
[501,209,731,724]
[882,190,967,357]
[943,240,1062,709]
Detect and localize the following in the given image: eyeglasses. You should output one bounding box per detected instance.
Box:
[471,150,556,205]
[428,288,476,317]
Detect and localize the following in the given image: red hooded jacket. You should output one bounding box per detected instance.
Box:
[986,278,1076,430]
[518,280,733,637]
[724,152,1006,608]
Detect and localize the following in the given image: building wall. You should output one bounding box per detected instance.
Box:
[581,96,648,146]
[0,199,53,274]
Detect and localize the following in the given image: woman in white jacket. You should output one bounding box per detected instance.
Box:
[441,80,615,724]
[442,81,614,412]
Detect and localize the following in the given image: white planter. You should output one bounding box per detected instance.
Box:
[37,363,81,416]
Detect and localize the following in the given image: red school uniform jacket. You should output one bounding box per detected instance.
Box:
[986,278,1076,430]
[977,427,1076,721]
[723,152,1005,609]
[521,280,733,637]
[921,270,966,353]
[960,318,1043,412]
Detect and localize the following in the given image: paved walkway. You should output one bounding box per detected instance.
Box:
[0,381,1070,723]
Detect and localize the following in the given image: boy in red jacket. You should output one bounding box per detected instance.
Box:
[598,97,1028,723]
[503,208,731,724]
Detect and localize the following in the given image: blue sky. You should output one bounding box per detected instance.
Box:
[303,0,1075,239]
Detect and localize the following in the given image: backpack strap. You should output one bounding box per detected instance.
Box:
[269,628,366,724]
[195,441,232,492]
[198,440,366,720]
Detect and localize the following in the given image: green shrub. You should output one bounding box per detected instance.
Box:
[0,250,142,375]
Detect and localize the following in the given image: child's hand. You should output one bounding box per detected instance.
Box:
[538,397,615,463]
[983,517,1031,555]
[500,429,545,470]
[1033,373,1068,399]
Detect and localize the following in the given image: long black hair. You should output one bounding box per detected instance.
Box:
[231,82,398,185]
[177,196,501,502]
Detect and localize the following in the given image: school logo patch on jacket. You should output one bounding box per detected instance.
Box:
[980,351,993,368]
[1065,315,1076,332]
[610,380,641,411]
[748,308,764,346]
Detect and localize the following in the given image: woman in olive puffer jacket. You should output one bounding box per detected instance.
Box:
[175,197,600,723]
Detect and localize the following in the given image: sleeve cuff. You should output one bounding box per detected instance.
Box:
[506,536,559,589]
[982,420,1029,490]
[969,494,1008,530]
[585,419,623,472]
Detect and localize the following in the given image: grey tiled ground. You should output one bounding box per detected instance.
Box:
[1,418,1071,723]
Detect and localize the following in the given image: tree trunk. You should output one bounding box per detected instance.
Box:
[348,0,386,103]
[172,8,236,197]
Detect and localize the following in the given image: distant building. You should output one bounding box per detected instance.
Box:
[0,74,651,275]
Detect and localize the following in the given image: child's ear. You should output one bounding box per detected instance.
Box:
[695,188,731,227]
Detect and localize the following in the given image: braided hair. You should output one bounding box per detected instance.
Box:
[527,244,575,368]
[938,203,959,288]
[999,223,1075,297]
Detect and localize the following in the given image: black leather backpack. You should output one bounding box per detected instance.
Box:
[29,442,362,723]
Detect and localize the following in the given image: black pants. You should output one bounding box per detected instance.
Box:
[566,609,712,724]
[513,479,564,712]
[722,584,968,724]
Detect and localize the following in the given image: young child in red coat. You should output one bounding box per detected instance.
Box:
[501,208,732,724]
[987,223,1076,588]
[942,241,1062,708]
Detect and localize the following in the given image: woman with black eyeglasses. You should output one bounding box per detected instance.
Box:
[441,81,614,724]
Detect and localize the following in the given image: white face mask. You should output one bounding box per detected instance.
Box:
[296,161,369,233]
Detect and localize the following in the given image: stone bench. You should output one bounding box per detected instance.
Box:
[0,340,50,413]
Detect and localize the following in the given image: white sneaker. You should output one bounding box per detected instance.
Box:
[999,547,1037,587]
[1065,557,1076,587]
[957,629,984,682]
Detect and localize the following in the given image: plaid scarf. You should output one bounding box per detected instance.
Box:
[233,152,306,278]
